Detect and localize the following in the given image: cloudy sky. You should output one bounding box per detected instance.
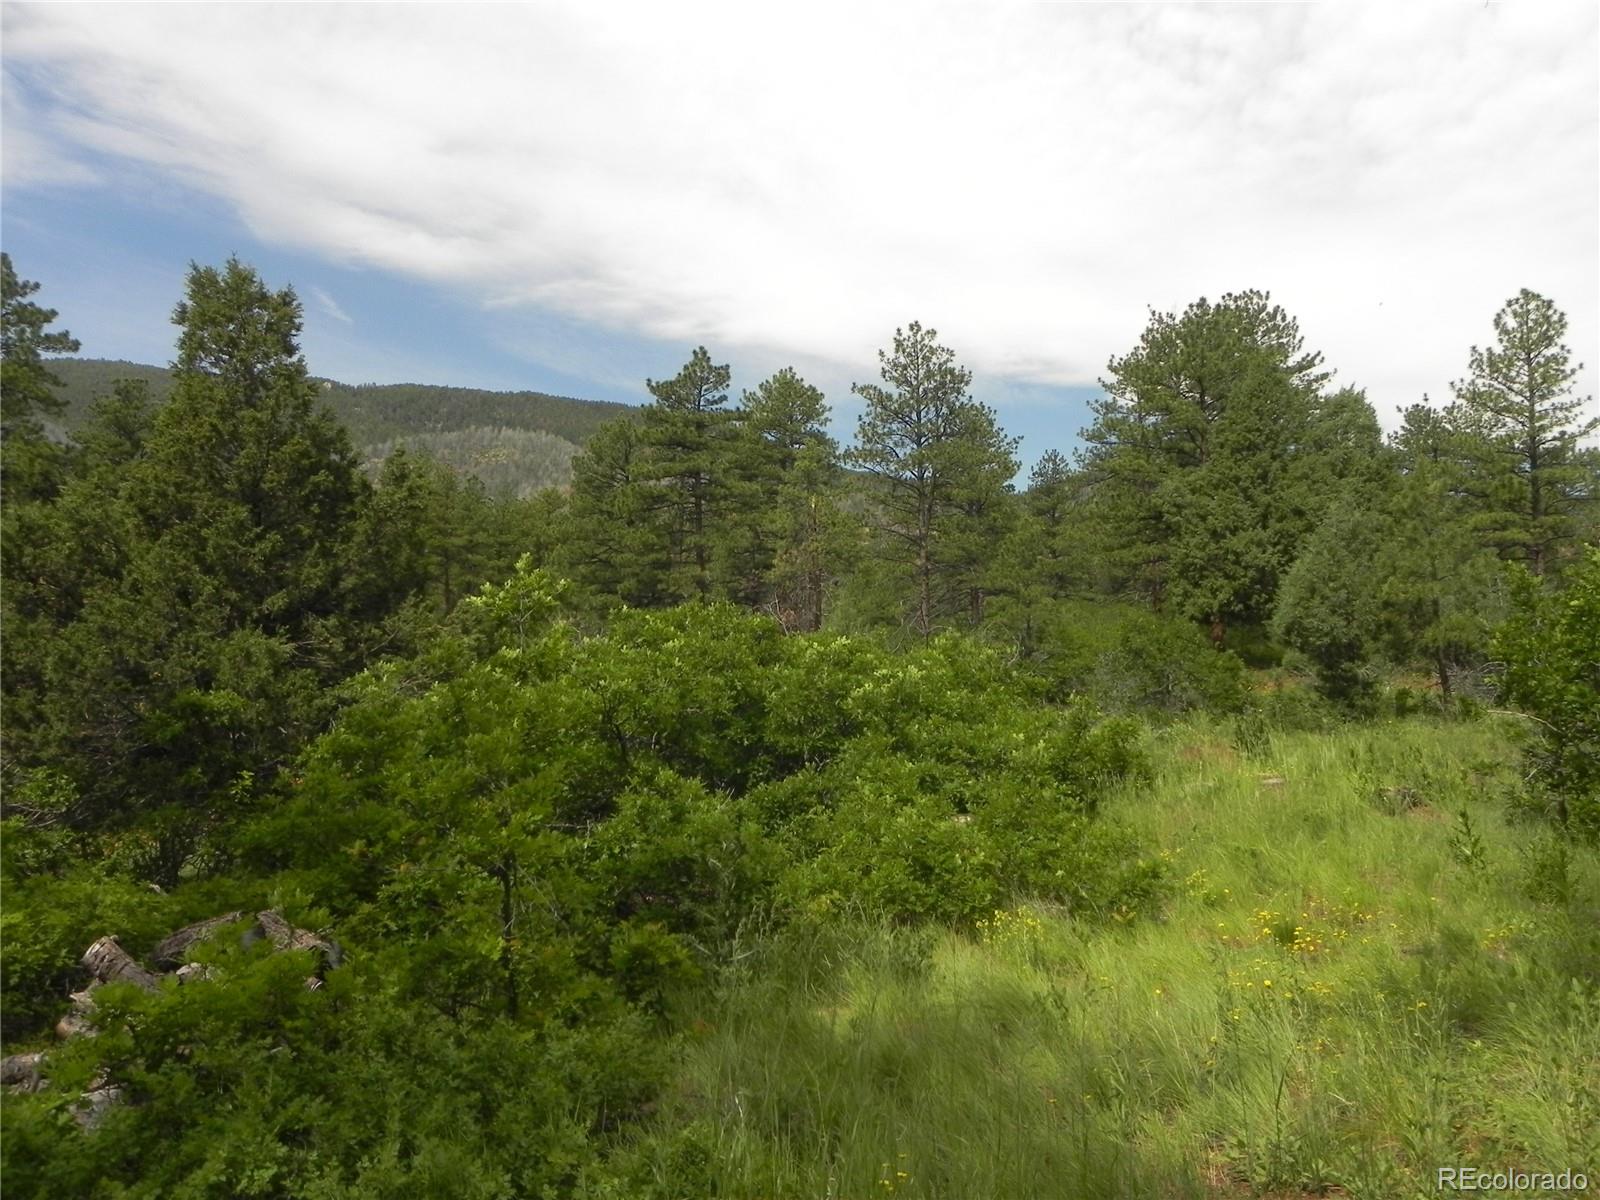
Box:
[3,2,1596,466]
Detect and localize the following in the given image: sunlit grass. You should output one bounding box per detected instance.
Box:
[609,715,1600,1199]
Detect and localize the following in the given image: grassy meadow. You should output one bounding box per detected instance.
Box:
[614,716,1600,1199]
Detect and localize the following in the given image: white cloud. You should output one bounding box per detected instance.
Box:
[3,2,1596,422]
[309,285,352,325]
[1,71,100,187]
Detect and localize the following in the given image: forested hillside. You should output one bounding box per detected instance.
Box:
[42,357,632,496]
[3,253,1597,1197]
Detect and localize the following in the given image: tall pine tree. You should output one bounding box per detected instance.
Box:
[642,347,735,601]
[1080,291,1377,643]
[848,322,1018,638]
[1450,289,1598,576]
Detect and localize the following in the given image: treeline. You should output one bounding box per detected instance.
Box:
[365,426,580,498]
[546,290,1599,705]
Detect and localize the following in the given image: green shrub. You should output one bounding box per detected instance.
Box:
[1494,551,1600,840]
[1031,601,1248,716]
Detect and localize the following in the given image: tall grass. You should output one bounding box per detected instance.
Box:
[600,716,1600,1199]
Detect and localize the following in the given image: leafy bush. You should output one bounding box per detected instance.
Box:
[3,947,665,1199]
[5,578,1163,1194]
[1031,601,1248,716]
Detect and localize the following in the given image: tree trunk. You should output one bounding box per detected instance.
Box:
[81,936,161,991]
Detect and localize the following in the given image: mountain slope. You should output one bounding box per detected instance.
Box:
[45,358,634,495]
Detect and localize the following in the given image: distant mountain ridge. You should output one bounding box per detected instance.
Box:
[45,358,635,495]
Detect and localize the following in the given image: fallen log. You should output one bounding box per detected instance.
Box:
[248,910,343,972]
[151,912,243,968]
[81,936,161,991]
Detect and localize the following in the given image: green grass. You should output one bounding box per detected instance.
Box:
[607,716,1600,1199]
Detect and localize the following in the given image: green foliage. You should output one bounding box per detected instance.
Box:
[250,601,1155,965]
[1272,500,1387,703]
[1028,601,1249,716]
[1446,807,1489,872]
[0,853,179,1040]
[722,367,854,627]
[1494,550,1600,839]
[1376,404,1505,697]
[1451,290,1599,577]
[0,260,416,881]
[1,253,81,499]
[3,944,666,1199]
[10,253,1600,1197]
[1080,292,1382,638]
[640,346,737,600]
[1081,294,1331,630]
[558,353,857,616]
[848,322,1020,637]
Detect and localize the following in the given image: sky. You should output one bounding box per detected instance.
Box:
[3,2,1596,470]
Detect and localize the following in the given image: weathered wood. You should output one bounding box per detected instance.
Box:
[81,936,161,990]
[252,910,341,971]
[151,912,243,967]
[175,962,216,985]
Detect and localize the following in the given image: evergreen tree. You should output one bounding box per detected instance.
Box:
[1375,404,1502,698]
[1451,289,1599,576]
[560,417,674,608]
[2,260,380,881]
[728,367,851,629]
[1272,498,1388,703]
[641,347,735,600]
[1080,291,1374,643]
[1,253,81,499]
[847,322,1019,638]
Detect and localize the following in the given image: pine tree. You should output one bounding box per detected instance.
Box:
[1451,289,1599,576]
[561,417,673,608]
[1374,404,1502,699]
[848,322,1019,638]
[641,347,735,600]
[727,367,850,629]
[1,253,81,499]
[1080,291,1371,643]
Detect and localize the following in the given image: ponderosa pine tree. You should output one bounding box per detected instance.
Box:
[848,322,1019,638]
[986,450,1081,654]
[1080,291,1377,644]
[1451,289,1599,577]
[727,368,852,629]
[642,347,735,600]
[560,417,674,608]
